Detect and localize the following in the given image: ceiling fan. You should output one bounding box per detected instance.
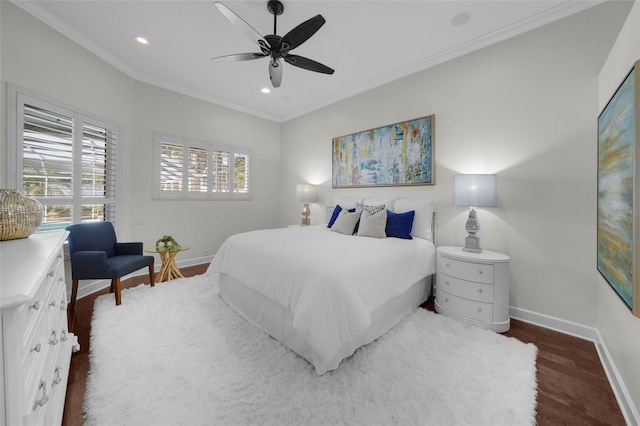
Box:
[211,0,335,88]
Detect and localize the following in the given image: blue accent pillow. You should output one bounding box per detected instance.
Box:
[327,205,343,228]
[328,206,357,228]
[386,210,415,239]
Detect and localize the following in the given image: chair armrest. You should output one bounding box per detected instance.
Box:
[115,242,143,256]
[70,251,108,277]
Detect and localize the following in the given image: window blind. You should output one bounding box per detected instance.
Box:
[9,85,119,232]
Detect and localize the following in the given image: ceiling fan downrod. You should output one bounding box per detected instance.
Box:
[267,0,284,34]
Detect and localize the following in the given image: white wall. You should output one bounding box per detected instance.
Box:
[0,2,281,295]
[280,1,631,328]
[597,0,640,417]
[129,81,281,260]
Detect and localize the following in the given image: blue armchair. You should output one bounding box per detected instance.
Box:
[66,222,155,308]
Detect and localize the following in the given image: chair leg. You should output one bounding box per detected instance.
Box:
[70,279,79,310]
[113,278,122,305]
[68,279,79,332]
[109,280,115,293]
[149,264,156,287]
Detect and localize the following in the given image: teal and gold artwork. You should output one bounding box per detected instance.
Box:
[597,65,637,312]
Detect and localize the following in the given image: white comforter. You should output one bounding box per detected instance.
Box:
[207,225,435,368]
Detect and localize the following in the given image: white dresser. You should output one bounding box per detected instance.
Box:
[435,246,510,332]
[1,232,75,426]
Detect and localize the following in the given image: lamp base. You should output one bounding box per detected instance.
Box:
[463,235,482,253]
[300,203,310,226]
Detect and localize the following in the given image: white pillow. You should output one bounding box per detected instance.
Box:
[335,197,362,210]
[363,196,396,211]
[394,199,435,241]
[357,208,387,238]
[330,210,362,235]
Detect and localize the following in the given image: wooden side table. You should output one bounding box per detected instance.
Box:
[146,245,190,283]
[435,246,510,332]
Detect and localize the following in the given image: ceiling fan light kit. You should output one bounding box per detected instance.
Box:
[212,0,335,88]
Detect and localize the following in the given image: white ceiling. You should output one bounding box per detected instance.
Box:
[14,0,603,122]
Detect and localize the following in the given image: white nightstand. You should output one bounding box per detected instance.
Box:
[435,246,510,332]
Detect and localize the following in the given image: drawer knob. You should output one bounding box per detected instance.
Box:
[477,307,482,313]
[478,270,483,274]
[49,330,59,346]
[478,288,483,293]
[445,280,450,285]
[61,330,68,342]
[60,300,66,311]
[48,271,55,277]
[30,301,40,311]
[52,367,62,386]
[50,300,57,308]
[58,253,63,259]
[444,298,449,303]
[445,263,451,267]
[33,381,49,411]
[31,343,42,353]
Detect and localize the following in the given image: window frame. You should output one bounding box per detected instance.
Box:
[152,131,252,201]
[6,83,120,230]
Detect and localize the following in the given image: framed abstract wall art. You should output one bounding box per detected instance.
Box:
[597,59,640,318]
[332,115,434,188]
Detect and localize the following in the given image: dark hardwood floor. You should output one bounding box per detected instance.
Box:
[62,266,626,425]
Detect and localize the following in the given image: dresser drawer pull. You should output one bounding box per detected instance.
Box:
[445,280,450,285]
[30,301,41,310]
[48,270,55,278]
[52,367,63,386]
[478,288,483,293]
[58,253,63,259]
[61,330,68,342]
[50,300,57,308]
[49,330,59,346]
[478,270,483,274]
[60,300,66,311]
[477,307,482,313]
[31,343,42,353]
[444,298,449,303]
[33,381,49,411]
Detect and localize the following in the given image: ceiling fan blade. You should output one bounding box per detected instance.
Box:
[214,2,270,49]
[269,59,283,88]
[210,53,267,62]
[280,14,325,51]
[284,54,334,75]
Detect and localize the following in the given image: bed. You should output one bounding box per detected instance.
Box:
[206,197,436,374]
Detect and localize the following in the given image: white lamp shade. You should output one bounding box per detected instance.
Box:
[296,184,317,203]
[452,174,497,207]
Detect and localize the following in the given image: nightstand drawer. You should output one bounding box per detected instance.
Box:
[437,289,493,323]
[437,274,494,303]
[438,254,494,284]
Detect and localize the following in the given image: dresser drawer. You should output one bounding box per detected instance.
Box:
[438,254,494,283]
[437,289,493,323]
[437,274,494,303]
[15,250,64,356]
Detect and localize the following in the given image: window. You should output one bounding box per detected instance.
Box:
[153,132,251,200]
[7,84,118,232]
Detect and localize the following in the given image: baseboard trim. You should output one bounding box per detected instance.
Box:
[510,306,639,426]
[70,256,214,301]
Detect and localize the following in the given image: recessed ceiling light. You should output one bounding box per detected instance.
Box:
[134,36,150,46]
[261,87,271,94]
[451,11,472,27]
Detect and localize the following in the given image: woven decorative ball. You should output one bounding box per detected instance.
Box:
[0,190,43,241]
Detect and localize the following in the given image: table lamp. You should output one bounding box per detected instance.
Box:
[296,184,317,226]
[453,174,497,253]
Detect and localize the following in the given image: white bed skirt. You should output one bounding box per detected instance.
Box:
[219,273,432,374]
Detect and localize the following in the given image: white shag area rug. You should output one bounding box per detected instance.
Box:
[85,275,537,426]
